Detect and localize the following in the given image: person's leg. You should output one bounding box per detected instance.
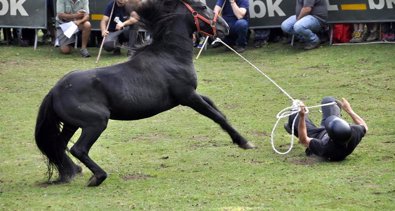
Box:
[233,19,249,48]
[56,28,73,54]
[366,23,379,41]
[224,21,237,46]
[281,15,297,35]
[253,29,270,48]
[78,21,91,57]
[103,30,122,52]
[293,15,322,44]
[320,96,341,126]
[126,24,139,56]
[79,21,91,49]
[127,24,138,49]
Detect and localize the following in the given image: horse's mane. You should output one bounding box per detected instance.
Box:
[136,0,184,42]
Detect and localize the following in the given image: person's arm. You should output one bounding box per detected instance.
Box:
[58,11,84,22]
[298,102,313,147]
[74,0,90,26]
[116,11,139,30]
[229,0,247,20]
[58,9,89,25]
[340,98,368,131]
[100,15,110,37]
[214,4,222,16]
[74,10,90,26]
[297,7,312,20]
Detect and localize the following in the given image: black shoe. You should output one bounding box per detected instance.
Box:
[233,46,246,53]
[284,123,292,134]
[304,41,320,50]
[80,48,91,57]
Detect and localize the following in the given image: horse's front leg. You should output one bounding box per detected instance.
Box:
[182,93,255,149]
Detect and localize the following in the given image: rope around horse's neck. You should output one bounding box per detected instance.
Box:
[211,38,336,154]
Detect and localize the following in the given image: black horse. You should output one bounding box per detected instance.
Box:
[35,0,255,187]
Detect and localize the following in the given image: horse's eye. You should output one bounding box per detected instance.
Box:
[201,6,207,10]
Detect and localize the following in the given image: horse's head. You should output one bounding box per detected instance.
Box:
[135,0,229,44]
[181,0,229,38]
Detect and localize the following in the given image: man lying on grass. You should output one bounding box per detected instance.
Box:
[284,96,368,161]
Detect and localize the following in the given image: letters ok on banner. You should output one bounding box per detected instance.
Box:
[0,0,47,28]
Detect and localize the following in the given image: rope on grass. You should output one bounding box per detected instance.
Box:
[211,38,336,154]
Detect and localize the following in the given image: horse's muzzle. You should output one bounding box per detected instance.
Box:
[216,19,229,39]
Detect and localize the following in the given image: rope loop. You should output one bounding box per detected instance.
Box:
[270,101,336,155]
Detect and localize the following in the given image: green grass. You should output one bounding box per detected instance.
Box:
[0,42,394,210]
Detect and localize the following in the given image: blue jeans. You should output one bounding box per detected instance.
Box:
[224,19,249,47]
[281,15,322,43]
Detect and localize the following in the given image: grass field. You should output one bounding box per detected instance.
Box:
[0,42,394,210]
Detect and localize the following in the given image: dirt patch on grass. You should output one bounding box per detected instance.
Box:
[122,173,154,181]
[288,156,322,165]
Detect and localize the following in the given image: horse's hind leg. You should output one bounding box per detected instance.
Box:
[183,93,255,149]
[201,95,226,118]
[54,124,81,183]
[60,124,82,170]
[70,123,108,187]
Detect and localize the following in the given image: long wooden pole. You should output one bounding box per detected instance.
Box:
[96,1,116,64]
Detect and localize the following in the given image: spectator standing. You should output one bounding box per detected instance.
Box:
[100,0,140,56]
[281,0,328,50]
[213,0,249,53]
[56,0,92,57]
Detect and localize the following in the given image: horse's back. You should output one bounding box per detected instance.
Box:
[50,61,190,123]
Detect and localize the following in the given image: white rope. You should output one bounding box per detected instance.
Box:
[270,101,336,154]
[211,38,337,154]
[212,38,295,101]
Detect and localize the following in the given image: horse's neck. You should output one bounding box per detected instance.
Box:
[160,22,194,58]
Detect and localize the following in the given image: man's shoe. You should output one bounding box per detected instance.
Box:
[350,30,363,43]
[233,46,246,53]
[80,48,91,58]
[303,41,320,50]
[254,40,267,48]
[366,30,379,42]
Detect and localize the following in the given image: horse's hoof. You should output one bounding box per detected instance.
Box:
[239,141,256,149]
[87,174,107,187]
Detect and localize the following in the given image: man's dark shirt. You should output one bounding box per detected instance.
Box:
[104,1,129,32]
[308,125,366,161]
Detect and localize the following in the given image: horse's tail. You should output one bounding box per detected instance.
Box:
[35,92,70,182]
